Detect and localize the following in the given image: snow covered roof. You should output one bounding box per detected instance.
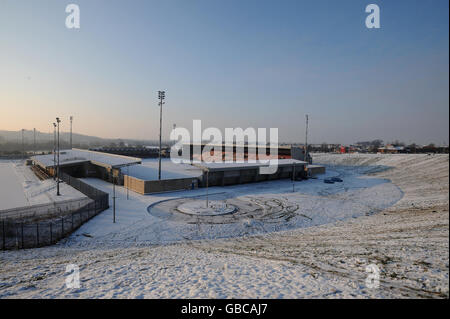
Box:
[31,149,141,169]
[121,159,203,181]
[184,143,292,150]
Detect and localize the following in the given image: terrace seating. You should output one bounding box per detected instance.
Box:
[31,165,51,180]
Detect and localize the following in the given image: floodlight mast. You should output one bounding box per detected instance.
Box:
[53,123,56,180]
[56,117,61,196]
[157,91,165,180]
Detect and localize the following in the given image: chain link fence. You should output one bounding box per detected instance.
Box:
[1,173,109,250]
[60,172,109,208]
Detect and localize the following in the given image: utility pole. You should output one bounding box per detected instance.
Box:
[70,116,73,149]
[126,166,129,200]
[21,129,24,160]
[204,168,209,208]
[56,117,61,196]
[157,91,165,180]
[53,123,56,180]
[33,128,36,155]
[112,172,116,223]
[305,114,309,163]
[292,163,296,192]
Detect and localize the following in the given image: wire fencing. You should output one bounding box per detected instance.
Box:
[1,173,109,250]
[60,172,109,208]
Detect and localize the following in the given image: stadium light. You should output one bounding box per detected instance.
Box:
[56,117,61,196]
[53,123,56,180]
[157,91,166,180]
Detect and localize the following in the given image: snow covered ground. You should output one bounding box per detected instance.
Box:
[0,161,87,211]
[51,161,401,246]
[0,154,448,298]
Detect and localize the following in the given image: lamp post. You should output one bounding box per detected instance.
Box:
[56,117,61,196]
[292,162,296,192]
[112,170,116,223]
[126,165,129,200]
[305,114,309,163]
[53,123,56,180]
[203,168,209,208]
[157,91,165,180]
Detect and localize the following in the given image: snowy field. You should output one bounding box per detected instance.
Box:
[0,154,448,298]
[0,161,87,211]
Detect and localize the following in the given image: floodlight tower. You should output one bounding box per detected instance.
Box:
[53,123,56,180]
[70,116,73,149]
[56,117,61,196]
[157,90,165,180]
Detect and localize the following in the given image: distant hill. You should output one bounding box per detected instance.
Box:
[0,129,164,152]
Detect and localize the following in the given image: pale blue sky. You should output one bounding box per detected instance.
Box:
[0,0,448,145]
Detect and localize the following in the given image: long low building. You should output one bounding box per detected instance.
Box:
[31,148,141,182]
[122,160,203,195]
[193,159,308,187]
[181,143,312,163]
[31,149,325,195]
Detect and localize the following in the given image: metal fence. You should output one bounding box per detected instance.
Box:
[0,198,92,221]
[1,173,109,250]
[60,172,109,208]
[1,201,103,249]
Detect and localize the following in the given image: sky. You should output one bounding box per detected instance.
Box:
[0,0,448,145]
